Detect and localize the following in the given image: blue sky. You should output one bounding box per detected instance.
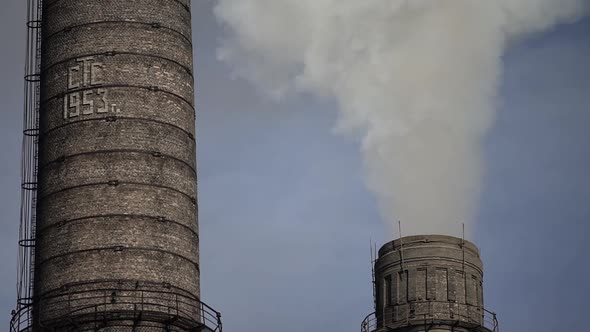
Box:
[0,1,589,331]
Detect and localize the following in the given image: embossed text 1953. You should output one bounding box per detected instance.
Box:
[63,56,121,119]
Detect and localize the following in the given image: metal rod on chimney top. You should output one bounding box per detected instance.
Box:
[398,221,405,273]
[462,223,466,273]
[370,238,376,311]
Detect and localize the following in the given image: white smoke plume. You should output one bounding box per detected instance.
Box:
[213,0,588,235]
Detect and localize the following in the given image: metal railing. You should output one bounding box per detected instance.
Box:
[361,301,498,332]
[10,305,32,332]
[11,281,222,332]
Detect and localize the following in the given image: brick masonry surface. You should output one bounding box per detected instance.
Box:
[34,0,200,330]
[373,235,491,332]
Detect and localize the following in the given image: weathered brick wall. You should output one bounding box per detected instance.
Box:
[374,235,488,331]
[34,0,199,330]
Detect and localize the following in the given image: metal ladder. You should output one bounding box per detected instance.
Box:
[13,0,42,330]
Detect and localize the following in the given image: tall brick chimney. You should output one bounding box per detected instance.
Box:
[11,1,221,331]
[361,235,498,332]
